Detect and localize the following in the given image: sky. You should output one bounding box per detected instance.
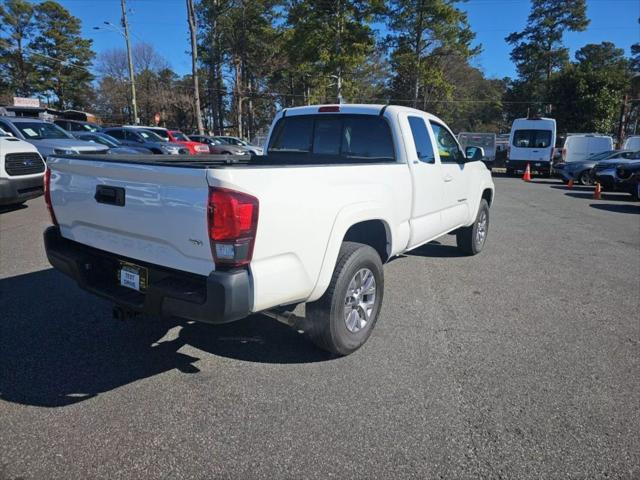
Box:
[58,0,640,79]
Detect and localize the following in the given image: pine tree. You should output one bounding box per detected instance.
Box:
[30,1,95,109]
[0,0,38,97]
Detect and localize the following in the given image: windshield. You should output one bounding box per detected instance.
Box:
[77,123,100,132]
[171,131,189,141]
[15,122,71,140]
[82,133,120,148]
[138,130,165,142]
[587,150,617,161]
[512,129,552,148]
[145,128,170,141]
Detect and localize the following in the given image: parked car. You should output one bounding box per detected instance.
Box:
[125,126,209,155]
[187,134,250,155]
[53,119,102,133]
[554,150,637,185]
[102,127,188,155]
[506,116,556,177]
[73,132,153,155]
[458,132,496,169]
[43,104,494,355]
[0,128,46,206]
[623,136,640,151]
[214,136,264,155]
[592,152,640,191]
[562,134,614,163]
[0,117,109,159]
[614,162,640,200]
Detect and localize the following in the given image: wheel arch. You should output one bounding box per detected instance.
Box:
[307,205,394,303]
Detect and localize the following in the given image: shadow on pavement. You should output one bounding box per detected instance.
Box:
[0,269,332,408]
[0,203,28,214]
[589,203,640,214]
[550,184,593,192]
[404,241,466,258]
[565,192,632,202]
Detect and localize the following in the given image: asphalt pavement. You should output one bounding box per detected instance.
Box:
[1,176,639,479]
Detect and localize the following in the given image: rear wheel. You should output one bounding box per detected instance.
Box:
[456,199,490,255]
[505,168,514,177]
[306,242,384,356]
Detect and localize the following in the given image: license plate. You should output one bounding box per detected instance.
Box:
[535,162,542,166]
[118,262,148,291]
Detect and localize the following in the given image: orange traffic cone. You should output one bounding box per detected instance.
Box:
[593,182,602,200]
[567,178,574,189]
[522,163,532,182]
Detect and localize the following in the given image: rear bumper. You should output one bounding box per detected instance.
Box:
[43,227,251,324]
[0,175,44,205]
[505,159,552,173]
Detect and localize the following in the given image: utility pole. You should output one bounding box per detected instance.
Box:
[616,95,628,149]
[120,0,138,124]
[186,0,204,135]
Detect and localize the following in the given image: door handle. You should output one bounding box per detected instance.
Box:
[443,174,453,182]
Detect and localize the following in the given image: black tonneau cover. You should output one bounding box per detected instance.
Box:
[52,153,397,168]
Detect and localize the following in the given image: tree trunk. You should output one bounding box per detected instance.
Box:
[186,0,204,135]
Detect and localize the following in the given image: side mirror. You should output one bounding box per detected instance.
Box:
[465,146,485,161]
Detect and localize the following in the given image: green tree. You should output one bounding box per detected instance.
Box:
[506,0,588,102]
[386,0,477,109]
[549,42,631,133]
[30,1,95,109]
[285,0,383,105]
[0,0,38,97]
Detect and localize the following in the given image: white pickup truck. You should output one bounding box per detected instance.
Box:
[44,104,494,355]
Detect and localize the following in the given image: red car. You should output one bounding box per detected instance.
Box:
[130,126,209,155]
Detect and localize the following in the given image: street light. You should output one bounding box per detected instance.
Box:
[93,4,139,124]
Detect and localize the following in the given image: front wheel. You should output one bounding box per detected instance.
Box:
[578,170,592,186]
[306,242,384,356]
[456,199,490,255]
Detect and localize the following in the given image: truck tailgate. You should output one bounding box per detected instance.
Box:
[48,156,214,276]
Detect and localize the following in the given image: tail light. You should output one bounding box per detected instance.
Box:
[44,167,58,226]
[207,187,258,268]
[550,148,555,160]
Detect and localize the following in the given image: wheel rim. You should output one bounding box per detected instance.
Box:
[476,210,488,247]
[580,171,591,185]
[344,268,376,333]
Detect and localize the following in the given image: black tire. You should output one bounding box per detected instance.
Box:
[456,199,490,256]
[306,242,384,356]
[578,170,592,186]
[505,168,514,177]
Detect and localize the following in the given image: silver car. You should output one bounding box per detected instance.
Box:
[0,117,109,159]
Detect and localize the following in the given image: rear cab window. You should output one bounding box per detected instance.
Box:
[268,114,395,162]
[513,130,552,148]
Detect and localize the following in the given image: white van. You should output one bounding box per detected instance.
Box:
[623,136,640,151]
[506,117,556,177]
[562,134,614,163]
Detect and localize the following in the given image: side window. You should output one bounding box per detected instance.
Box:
[124,131,138,141]
[408,116,435,163]
[429,122,462,163]
[108,129,124,140]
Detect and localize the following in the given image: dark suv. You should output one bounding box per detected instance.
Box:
[102,127,188,155]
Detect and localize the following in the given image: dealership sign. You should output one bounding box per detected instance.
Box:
[13,97,40,108]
